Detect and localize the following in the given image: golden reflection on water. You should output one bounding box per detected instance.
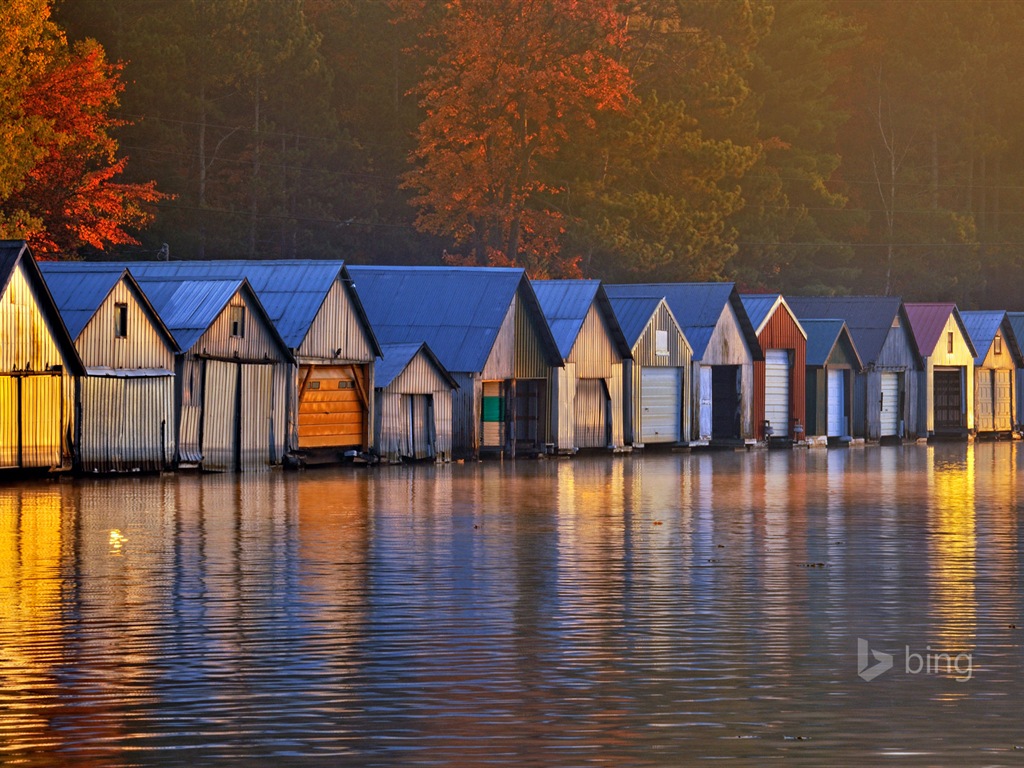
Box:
[928,446,977,661]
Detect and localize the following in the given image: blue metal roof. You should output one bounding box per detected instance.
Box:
[800,318,862,369]
[960,310,1021,366]
[786,295,904,365]
[73,260,380,354]
[375,341,457,390]
[605,282,760,360]
[133,278,246,351]
[606,295,666,348]
[347,265,561,374]
[532,279,632,360]
[38,265,124,340]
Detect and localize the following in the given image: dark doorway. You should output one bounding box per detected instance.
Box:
[711,365,741,439]
[933,369,963,433]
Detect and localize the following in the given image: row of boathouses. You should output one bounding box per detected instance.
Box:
[3,239,1023,474]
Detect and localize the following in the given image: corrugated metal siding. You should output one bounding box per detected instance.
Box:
[178,357,203,463]
[21,375,62,468]
[374,348,455,461]
[296,279,375,363]
[481,300,516,380]
[752,307,807,439]
[609,363,624,447]
[1,265,65,372]
[567,304,619,379]
[201,359,237,471]
[79,375,173,472]
[240,363,273,470]
[0,377,16,467]
[575,378,607,448]
[74,279,174,370]
[551,363,577,451]
[450,372,479,457]
[631,302,691,367]
[514,294,549,379]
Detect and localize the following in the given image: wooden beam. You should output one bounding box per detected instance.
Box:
[298,364,316,401]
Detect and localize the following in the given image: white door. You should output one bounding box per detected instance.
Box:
[994,369,1013,432]
[764,350,790,436]
[880,372,899,436]
[976,369,994,432]
[826,369,845,437]
[698,366,713,440]
[640,367,680,443]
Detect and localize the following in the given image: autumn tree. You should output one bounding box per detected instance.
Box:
[398,0,633,277]
[0,0,161,256]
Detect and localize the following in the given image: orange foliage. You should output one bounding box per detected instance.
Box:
[1,22,164,256]
[401,0,632,276]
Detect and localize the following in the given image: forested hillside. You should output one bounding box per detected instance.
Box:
[19,1,1024,307]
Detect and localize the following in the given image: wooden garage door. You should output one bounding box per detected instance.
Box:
[934,368,963,432]
[298,365,367,449]
[976,369,995,433]
[640,367,680,443]
[994,369,1013,432]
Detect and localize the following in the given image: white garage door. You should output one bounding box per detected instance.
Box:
[764,350,790,436]
[641,367,680,443]
[827,368,845,437]
[880,372,899,436]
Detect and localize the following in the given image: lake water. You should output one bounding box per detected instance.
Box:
[1,442,1023,766]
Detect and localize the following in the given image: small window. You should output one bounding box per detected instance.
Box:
[308,380,320,390]
[995,334,1003,355]
[947,331,954,354]
[229,305,246,338]
[114,303,128,338]
[655,329,669,356]
[339,380,354,389]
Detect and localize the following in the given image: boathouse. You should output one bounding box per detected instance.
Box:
[1007,313,1024,431]
[532,280,632,452]
[904,303,976,439]
[0,241,84,471]
[787,296,920,441]
[605,283,760,445]
[374,342,457,462]
[115,261,380,462]
[38,264,178,472]
[800,319,862,441]
[740,294,808,443]
[960,310,1022,436]
[347,266,562,459]
[604,291,692,446]
[133,277,293,470]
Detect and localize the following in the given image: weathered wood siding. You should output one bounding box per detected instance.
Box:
[0,264,74,470]
[625,301,692,445]
[690,302,755,441]
[450,372,480,458]
[374,350,454,461]
[856,320,919,440]
[514,294,550,379]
